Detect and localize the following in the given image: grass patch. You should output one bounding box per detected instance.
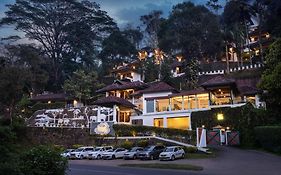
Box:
[119,163,203,171]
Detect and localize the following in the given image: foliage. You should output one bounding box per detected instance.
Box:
[0,0,116,89]
[120,140,133,150]
[158,2,223,62]
[63,69,103,103]
[191,103,269,147]
[254,126,281,154]
[72,144,84,149]
[140,10,163,48]
[99,30,137,75]
[143,57,159,82]
[31,102,65,112]
[136,140,149,148]
[19,145,68,175]
[183,146,198,153]
[259,38,281,119]
[113,124,195,140]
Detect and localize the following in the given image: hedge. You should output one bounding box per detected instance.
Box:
[254,126,281,153]
[191,103,268,147]
[112,124,195,144]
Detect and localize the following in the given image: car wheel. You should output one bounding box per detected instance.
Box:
[171,155,175,161]
[97,155,101,160]
[181,153,185,159]
[133,155,137,160]
[80,155,84,160]
[150,155,154,160]
[112,155,116,159]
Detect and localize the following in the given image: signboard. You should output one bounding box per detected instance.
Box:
[90,121,115,136]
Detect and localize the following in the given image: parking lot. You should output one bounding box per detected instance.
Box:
[68,146,281,175]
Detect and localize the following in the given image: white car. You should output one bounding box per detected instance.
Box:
[61,149,74,158]
[159,146,185,161]
[69,146,94,159]
[88,146,113,159]
[102,148,127,159]
[123,147,143,160]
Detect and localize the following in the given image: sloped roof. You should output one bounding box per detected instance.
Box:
[30,93,70,102]
[96,80,147,93]
[170,87,208,97]
[201,76,236,88]
[93,96,135,108]
[134,81,177,95]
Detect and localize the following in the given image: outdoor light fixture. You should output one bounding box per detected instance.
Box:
[48,101,51,104]
[138,50,147,61]
[217,113,224,120]
[202,125,205,128]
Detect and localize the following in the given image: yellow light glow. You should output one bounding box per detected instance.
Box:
[132,66,136,69]
[251,37,255,42]
[229,47,233,52]
[48,101,51,104]
[217,113,224,120]
[176,56,182,62]
[73,100,78,106]
[167,117,190,130]
[265,33,270,38]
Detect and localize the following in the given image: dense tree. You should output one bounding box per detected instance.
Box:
[0,0,116,90]
[63,70,103,104]
[140,10,163,48]
[122,26,143,50]
[99,30,137,75]
[259,39,281,117]
[159,2,223,62]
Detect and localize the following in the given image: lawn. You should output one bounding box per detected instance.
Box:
[119,163,203,171]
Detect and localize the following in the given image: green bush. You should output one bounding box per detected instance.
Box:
[183,146,198,153]
[20,145,68,175]
[113,124,194,139]
[72,144,84,149]
[136,140,149,148]
[255,126,281,153]
[120,140,133,150]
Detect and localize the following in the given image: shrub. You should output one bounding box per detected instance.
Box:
[255,126,281,153]
[136,140,149,148]
[183,146,198,153]
[72,144,84,149]
[20,145,68,175]
[120,140,133,150]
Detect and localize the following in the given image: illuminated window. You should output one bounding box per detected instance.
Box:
[210,88,232,105]
[167,117,190,130]
[119,112,131,123]
[171,96,183,111]
[183,95,197,110]
[154,118,163,127]
[197,93,209,108]
[155,99,170,112]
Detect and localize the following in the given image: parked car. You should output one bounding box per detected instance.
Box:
[123,147,143,160]
[102,148,127,159]
[159,146,185,161]
[138,145,165,160]
[61,149,74,158]
[69,146,94,159]
[88,146,113,159]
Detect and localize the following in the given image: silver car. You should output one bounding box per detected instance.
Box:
[123,147,143,160]
[159,146,185,161]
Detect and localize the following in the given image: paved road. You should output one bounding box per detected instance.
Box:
[68,147,281,175]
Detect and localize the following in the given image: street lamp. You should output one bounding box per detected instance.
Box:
[217,113,224,121]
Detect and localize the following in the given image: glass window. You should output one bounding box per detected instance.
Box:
[210,88,232,105]
[167,117,190,130]
[154,118,163,127]
[146,100,154,113]
[183,95,197,110]
[155,99,170,112]
[171,96,183,111]
[197,93,209,108]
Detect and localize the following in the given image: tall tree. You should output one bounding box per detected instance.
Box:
[0,0,116,90]
[122,25,143,50]
[140,10,163,48]
[63,70,103,104]
[99,30,137,75]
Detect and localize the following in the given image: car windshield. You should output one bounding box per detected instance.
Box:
[93,148,101,151]
[144,146,154,151]
[76,148,83,152]
[164,147,174,152]
[128,148,139,152]
[107,150,114,152]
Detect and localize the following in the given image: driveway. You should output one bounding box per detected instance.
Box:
[69,147,281,175]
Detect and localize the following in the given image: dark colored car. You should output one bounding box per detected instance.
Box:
[138,145,165,160]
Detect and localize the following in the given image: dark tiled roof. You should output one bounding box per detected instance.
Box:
[238,86,259,95]
[170,87,208,97]
[30,93,69,101]
[201,76,236,87]
[96,80,147,93]
[93,96,135,108]
[135,81,177,94]
[235,78,260,95]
